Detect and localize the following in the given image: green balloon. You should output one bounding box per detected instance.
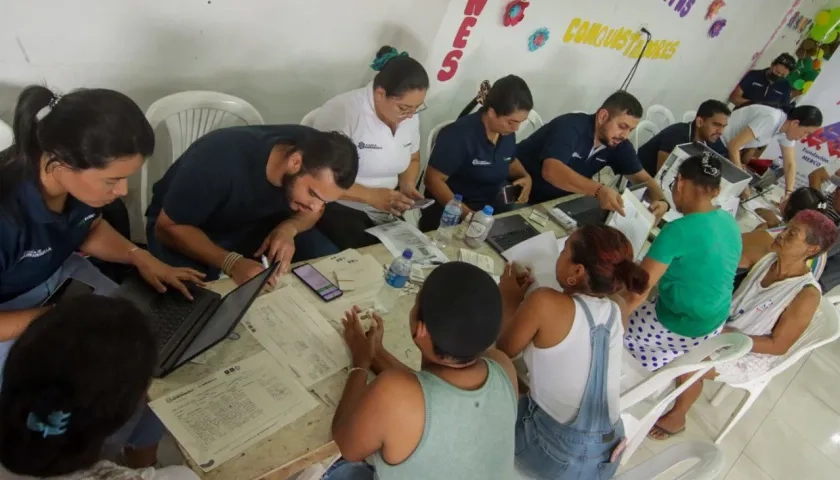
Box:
[828,30,839,43]
[811,25,831,41]
[794,78,805,89]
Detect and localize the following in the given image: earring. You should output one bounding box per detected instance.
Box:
[566,277,577,286]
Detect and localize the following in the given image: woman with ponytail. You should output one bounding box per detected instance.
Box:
[497,225,649,479]
[0,85,203,467]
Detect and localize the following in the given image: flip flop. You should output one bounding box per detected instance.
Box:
[647,424,685,441]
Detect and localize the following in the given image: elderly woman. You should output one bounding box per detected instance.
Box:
[649,210,837,439]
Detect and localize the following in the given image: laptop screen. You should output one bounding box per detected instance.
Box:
[172,266,275,368]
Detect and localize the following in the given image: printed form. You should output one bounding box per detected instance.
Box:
[149,351,318,471]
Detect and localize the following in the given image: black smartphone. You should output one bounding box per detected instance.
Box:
[41,278,95,306]
[502,184,524,204]
[292,264,343,302]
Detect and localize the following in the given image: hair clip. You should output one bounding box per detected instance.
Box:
[476,80,491,105]
[370,49,408,72]
[699,153,721,177]
[35,94,62,122]
[26,411,71,438]
[819,202,828,210]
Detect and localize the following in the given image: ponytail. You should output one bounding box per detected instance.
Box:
[614,260,650,295]
[570,225,649,295]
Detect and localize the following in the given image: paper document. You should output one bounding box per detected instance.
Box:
[149,351,318,471]
[502,231,561,291]
[718,196,740,218]
[365,221,448,264]
[311,250,384,326]
[459,249,495,274]
[243,286,350,387]
[607,190,655,260]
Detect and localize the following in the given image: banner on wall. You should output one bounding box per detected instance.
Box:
[763,54,840,188]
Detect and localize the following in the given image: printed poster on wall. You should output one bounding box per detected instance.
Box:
[763,54,840,188]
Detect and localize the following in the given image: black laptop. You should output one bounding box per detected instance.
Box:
[552,183,648,226]
[486,214,541,253]
[116,265,275,377]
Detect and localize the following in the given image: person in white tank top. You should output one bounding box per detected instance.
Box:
[498,225,651,479]
[649,210,837,440]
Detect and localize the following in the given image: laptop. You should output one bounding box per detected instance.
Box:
[486,214,541,253]
[116,265,275,377]
[547,183,648,228]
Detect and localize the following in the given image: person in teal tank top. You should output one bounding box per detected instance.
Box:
[324,262,519,480]
[622,153,741,371]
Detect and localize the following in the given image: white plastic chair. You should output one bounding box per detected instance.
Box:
[419,120,455,193]
[141,91,265,216]
[614,441,725,480]
[300,107,321,127]
[682,110,697,123]
[619,333,753,465]
[631,120,660,149]
[515,110,544,142]
[708,295,840,443]
[0,119,12,151]
[646,104,676,131]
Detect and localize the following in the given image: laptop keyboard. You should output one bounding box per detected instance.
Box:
[494,230,540,252]
[148,287,214,349]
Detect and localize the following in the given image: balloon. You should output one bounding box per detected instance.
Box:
[803,81,814,93]
[827,30,839,43]
[810,25,831,41]
[816,11,831,26]
[794,78,805,89]
[813,59,822,70]
[818,48,825,59]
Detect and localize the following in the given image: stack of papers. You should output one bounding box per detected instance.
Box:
[607,189,656,261]
[502,231,561,291]
[312,250,384,326]
[365,221,448,264]
[458,249,495,274]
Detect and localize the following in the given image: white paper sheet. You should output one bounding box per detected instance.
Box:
[311,250,384,326]
[149,351,318,471]
[458,249,495,274]
[242,286,350,387]
[607,190,656,260]
[501,231,561,291]
[365,221,448,264]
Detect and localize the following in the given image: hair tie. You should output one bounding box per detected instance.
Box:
[699,152,721,178]
[370,49,409,72]
[476,80,491,105]
[35,94,62,122]
[26,411,71,438]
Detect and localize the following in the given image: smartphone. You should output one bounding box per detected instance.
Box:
[408,198,436,210]
[292,264,343,302]
[502,184,524,204]
[41,278,95,306]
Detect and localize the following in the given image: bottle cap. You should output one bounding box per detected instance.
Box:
[454,194,463,201]
[482,205,494,215]
[402,249,413,259]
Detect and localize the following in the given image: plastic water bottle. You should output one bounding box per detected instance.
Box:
[434,194,463,248]
[464,206,495,249]
[375,249,413,313]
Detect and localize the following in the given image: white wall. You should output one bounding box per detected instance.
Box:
[753,0,829,74]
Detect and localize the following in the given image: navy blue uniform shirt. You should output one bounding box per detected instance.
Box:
[738,69,792,106]
[637,122,729,176]
[427,112,516,207]
[516,113,643,204]
[0,182,98,302]
[146,125,314,238]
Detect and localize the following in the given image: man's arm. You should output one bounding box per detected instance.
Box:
[729,86,749,106]
[779,144,797,194]
[155,209,229,270]
[278,210,321,235]
[626,170,667,202]
[655,150,671,173]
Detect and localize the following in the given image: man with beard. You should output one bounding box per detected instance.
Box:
[730,53,796,107]
[517,91,669,217]
[638,99,731,176]
[145,126,359,285]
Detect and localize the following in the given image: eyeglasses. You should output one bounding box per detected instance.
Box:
[397,102,427,118]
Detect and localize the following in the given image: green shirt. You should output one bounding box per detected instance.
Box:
[648,209,741,337]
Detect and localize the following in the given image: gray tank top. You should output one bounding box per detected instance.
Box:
[370,358,517,480]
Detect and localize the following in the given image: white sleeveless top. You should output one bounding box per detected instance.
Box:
[523,295,623,424]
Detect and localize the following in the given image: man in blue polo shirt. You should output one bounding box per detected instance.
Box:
[638,99,731,176]
[517,91,669,216]
[146,125,359,284]
[730,53,796,107]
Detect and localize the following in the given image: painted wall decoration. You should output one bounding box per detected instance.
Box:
[562,18,680,60]
[787,11,813,35]
[663,0,696,18]
[528,27,550,51]
[503,0,528,27]
[436,0,488,82]
[706,0,725,20]
[746,0,802,73]
[709,19,726,38]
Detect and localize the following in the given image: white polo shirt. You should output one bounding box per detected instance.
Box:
[721,104,795,150]
[312,83,420,212]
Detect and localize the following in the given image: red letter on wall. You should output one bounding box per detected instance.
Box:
[464,0,488,16]
[437,50,463,82]
[453,17,477,49]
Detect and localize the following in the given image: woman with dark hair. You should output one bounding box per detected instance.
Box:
[498,225,649,479]
[419,76,534,232]
[650,210,835,440]
[721,103,823,195]
[313,46,430,249]
[0,85,202,467]
[0,295,197,479]
[622,154,742,370]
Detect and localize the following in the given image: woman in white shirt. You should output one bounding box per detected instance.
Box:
[721,103,822,195]
[312,46,428,249]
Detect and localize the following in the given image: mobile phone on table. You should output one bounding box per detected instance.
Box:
[292,264,343,302]
[409,198,436,210]
[502,184,524,204]
[41,278,95,306]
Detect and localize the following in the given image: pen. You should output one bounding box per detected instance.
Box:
[261,255,270,269]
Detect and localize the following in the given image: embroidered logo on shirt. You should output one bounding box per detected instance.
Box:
[357,142,383,150]
[751,82,765,87]
[503,156,512,163]
[20,247,52,260]
[472,159,492,166]
[593,157,607,163]
[571,152,582,159]
[78,213,96,226]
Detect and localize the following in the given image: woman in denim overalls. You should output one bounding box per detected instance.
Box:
[0,85,204,467]
[499,225,651,479]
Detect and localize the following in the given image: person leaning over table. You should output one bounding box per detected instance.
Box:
[515,91,670,218]
[145,125,359,285]
[621,153,742,371]
[312,46,429,249]
[637,99,731,177]
[0,85,203,468]
[419,76,534,232]
[324,262,518,480]
[729,53,797,108]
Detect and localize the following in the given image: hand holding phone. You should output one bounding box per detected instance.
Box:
[408,198,436,210]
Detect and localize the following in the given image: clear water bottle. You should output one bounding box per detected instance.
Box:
[434,194,463,248]
[375,249,413,313]
[464,206,495,249]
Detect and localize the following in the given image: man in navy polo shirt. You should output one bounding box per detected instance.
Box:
[730,53,796,107]
[517,91,669,216]
[146,125,359,284]
[638,99,731,176]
